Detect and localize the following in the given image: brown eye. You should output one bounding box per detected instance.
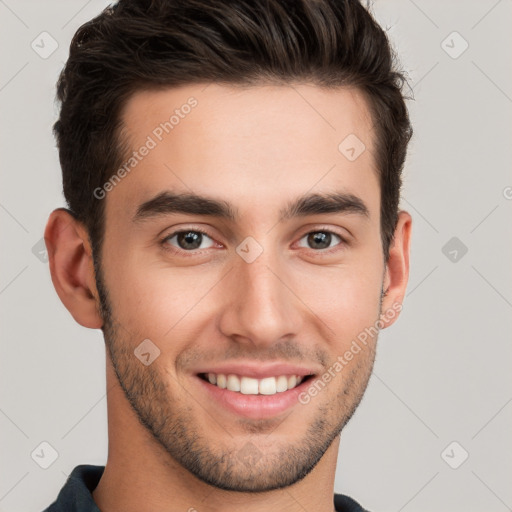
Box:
[163,230,215,251]
[297,231,343,250]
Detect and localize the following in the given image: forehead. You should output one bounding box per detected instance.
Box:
[110,83,379,223]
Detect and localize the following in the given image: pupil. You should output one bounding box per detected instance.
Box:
[178,231,202,250]
[308,232,331,249]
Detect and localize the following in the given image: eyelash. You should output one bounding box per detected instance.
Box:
[159,226,349,257]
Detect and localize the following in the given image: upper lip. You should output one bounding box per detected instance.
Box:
[193,361,320,379]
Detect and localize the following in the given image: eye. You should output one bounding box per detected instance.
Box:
[162,230,216,251]
[297,230,344,251]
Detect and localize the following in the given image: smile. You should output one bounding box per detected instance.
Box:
[199,373,308,395]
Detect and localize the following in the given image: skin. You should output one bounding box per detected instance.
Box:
[45,83,411,512]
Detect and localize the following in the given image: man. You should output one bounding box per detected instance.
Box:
[42,0,412,510]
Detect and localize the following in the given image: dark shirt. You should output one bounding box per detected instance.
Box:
[42,465,368,512]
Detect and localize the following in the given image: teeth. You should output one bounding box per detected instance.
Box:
[203,373,307,395]
[258,377,276,395]
[276,375,288,392]
[227,374,241,392]
[216,374,227,389]
[240,376,259,395]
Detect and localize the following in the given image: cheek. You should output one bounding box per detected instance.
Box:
[104,255,223,341]
[292,254,384,342]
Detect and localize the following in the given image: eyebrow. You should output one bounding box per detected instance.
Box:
[133,190,369,223]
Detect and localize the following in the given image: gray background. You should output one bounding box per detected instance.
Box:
[1,1,511,511]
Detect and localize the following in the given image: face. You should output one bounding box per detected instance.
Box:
[95,83,393,491]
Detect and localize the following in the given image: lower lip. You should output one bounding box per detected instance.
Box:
[195,375,312,420]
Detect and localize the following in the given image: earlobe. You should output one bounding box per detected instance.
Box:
[44,208,104,329]
[380,210,412,328]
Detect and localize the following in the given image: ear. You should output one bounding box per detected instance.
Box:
[44,208,103,329]
[380,210,412,328]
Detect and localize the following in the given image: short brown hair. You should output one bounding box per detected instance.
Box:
[54,0,412,261]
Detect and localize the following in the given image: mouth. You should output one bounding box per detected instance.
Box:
[195,371,316,420]
[198,372,313,395]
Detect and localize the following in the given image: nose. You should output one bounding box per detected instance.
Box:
[218,250,304,349]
